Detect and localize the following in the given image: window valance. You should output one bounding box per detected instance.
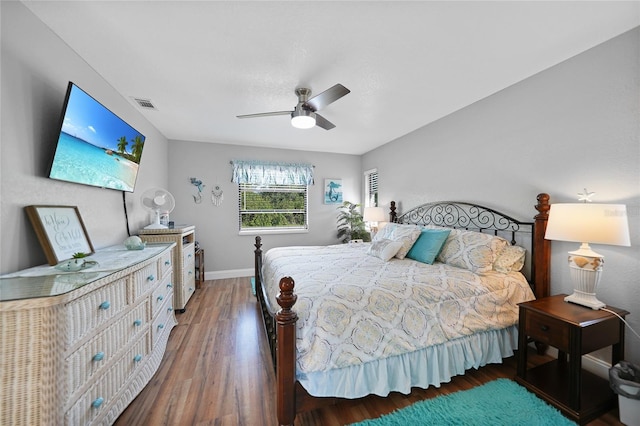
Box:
[231,160,314,186]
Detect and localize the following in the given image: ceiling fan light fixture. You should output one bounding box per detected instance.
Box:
[291,108,316,129]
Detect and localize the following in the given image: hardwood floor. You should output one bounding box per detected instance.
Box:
[114,278,623,426]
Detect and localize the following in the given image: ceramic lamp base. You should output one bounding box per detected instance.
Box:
[565,251,605,310]
[564,291,605,310]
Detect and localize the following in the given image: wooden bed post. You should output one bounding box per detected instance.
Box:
[276,277,298,426]
[533,193,551,300]
[254,236,262,299]
[533,193,551,356]
[389,201,397,223]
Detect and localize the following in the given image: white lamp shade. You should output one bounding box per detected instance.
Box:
[363,207,386,223]
[545,203,630,246]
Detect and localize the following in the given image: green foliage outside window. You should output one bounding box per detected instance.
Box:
[239,185,307,229]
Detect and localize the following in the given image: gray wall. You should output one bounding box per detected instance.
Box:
[363,27,640,364]
[166,140,362,277]
[1,2,170,272]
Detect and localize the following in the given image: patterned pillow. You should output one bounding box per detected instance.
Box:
[493,245,526,273]
[367,239,403,261]
[389,224,422,259]
[436,229,509,273]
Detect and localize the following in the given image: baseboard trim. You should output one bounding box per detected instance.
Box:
[204,268,253,280]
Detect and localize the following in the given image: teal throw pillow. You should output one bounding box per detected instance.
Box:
[406,228,451,264]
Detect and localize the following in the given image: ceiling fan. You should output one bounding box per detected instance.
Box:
[236,84,350,130]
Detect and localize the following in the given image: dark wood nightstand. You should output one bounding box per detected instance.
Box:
[194,248,205,289]
[515,294,629,425]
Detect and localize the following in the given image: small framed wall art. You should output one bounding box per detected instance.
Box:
[25,205,94,265]
[324,178,343,204]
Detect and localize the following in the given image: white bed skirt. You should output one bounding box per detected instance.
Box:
[297,324,519,398]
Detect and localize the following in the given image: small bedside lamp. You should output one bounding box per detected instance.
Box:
[544,203,630,309]
[364,207,386,235]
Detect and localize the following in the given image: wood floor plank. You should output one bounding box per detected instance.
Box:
[114,278,622,426]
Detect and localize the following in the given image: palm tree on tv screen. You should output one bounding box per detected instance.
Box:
[131,135,144,163]
[117,136,128,155]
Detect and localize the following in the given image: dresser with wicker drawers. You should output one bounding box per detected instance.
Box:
[139,225,196,312]
[0,243,176,426]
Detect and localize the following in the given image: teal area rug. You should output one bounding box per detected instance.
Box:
[350,378,576,425]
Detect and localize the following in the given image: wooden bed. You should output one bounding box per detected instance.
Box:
[253,193,551,425]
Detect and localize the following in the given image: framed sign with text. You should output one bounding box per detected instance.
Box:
[25,205,94,265]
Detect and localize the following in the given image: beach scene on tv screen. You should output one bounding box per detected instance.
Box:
[49,84,145,192]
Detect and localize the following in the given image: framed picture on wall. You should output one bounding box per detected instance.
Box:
[25,205,94,265]
[324,179,343,204]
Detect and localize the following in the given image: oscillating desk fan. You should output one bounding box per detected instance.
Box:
[141,188,175,229]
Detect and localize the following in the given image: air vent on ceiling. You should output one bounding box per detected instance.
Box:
[133,97,157,110]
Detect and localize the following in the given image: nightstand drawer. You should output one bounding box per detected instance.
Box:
[525,311,570,351]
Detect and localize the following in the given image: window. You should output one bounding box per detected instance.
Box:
[231,160,313,234]
[238,184,308,232]
[364,168,378,207]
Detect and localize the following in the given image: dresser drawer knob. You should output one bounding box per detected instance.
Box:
[134,354,143,362]
[99,301,110,310]
[540,325,550,331]
[92,397,104,408]
[168,306,173,312]
[158,323,165,330]
[157,295,164,302]
[165,260,171,266]
[167,283,173,289]
[92,352,105,362]
[147,274,155,282]
[133,319,142,327]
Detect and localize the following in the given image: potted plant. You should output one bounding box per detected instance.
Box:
[336,201,371,243]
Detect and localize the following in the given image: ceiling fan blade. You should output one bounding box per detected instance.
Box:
[237,111,292,119]
[314,113,336,130]
[305,84,350,111]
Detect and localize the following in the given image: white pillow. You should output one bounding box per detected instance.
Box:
[367,239,403,261]
[372,222,395,242]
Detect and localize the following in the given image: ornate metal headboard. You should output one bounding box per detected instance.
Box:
[389,200,536,281]
[390,200,533,243]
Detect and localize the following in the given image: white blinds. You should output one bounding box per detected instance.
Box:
[365,168,378,207]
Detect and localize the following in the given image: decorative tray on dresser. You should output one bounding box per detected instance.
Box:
[0,243,176,426]
[139,225,196,312]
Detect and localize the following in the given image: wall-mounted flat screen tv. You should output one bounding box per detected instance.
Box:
[49,82,146,192]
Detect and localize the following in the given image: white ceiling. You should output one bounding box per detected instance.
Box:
[22,1,640,155]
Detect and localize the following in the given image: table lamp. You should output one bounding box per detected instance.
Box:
[544,203,630,309]
[363,207,386,235]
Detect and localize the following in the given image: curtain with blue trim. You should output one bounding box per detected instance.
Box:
[231,160,314,186]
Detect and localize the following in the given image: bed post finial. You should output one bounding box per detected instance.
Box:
[276,277,297,314]
[535,193,550,219]
[390,201,397,223]
[276,277,298,426]
[533,193,551,300]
